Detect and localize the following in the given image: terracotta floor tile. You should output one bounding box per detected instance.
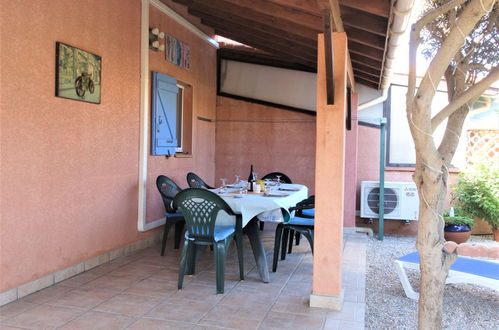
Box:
[0,325,29,330]
[57,272,101,288]
[2,304,83,329]
[260,311,325,330]
[127,318,194,329]
[93,294,162,317]
[0,301,37,322]
[19,285,72,304]
[172,283,226,302]
[145,300,214,323]
[59,310,134,329]
[198,304,268,330]
[271,299,328,317]
[46,287,117,310]
[86,262,125,276]
[81,275,137,292]
[124,279,177,298]
[1,234,368,329]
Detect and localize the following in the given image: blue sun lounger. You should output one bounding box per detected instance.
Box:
[394,252,499,300]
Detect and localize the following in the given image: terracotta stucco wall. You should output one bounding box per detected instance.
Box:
[215,97,316,193]
[145,6,217,223]
[0,0,217,293]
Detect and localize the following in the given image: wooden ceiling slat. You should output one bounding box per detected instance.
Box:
[211,26,317,67]
[356,77,379,89]
[353,70,381,84]
[267,0,320,15]
[341,5,388,36]
[350,62,381,76]
[201,17,317,62]
[173,0,321,39]
[353,69,379,82]
[187,7,317,49]
[348,41,384,62]
[339,0,390,18]
[344,26,386,50]
[219,0,323,30]
[350,53,383,70]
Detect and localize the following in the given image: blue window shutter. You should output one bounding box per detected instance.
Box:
[151,72,178,155]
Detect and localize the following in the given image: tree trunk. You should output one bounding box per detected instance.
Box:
[414,158,457,329]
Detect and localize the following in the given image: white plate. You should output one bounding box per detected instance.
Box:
[263,192,289,197]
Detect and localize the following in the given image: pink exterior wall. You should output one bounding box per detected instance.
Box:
[145,6,217,223]
[215,97,316,193]
[0,1,216,293]
[356,125,458,235]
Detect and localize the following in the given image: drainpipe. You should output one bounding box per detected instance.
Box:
[378,118,387,240]
[358,0,414,111]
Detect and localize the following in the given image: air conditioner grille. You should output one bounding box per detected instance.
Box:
[367,187,398,214]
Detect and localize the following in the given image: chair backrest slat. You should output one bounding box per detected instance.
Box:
[174,188,235,240]
[262,172,292,184]
[186,172,213,189]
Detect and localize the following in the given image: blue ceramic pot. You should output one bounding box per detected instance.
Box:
[444,224,471,232]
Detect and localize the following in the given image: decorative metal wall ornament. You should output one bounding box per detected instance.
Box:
[55,42,101,104]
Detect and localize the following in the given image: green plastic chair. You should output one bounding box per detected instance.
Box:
[186,172,214,189]
[173,188,244,294]
[272,196,315,272]
[259,172,293,231]
[156,175,185,255]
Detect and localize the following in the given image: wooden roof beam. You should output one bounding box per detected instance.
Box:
[351,62,381,76]
[340,0,390,18]
[353,70,381,85]
[218,0,322,31]
[267,0,321,15]
[348,41,384,61]
[201,17,317,62]
[173,0,321,39]
[344,26,386,50]
[210,26,317,67]
[350,53,382,70]
[340,5,388,36]
[187,7,317,49]
[356,77,379,89]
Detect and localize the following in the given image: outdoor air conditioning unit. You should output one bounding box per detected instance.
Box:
[360,181,419,221]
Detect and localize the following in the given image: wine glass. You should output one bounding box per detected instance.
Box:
[234,175,241,185]
[219,178,227,193]
[264,179,272,194]
[239,180,248,195]
[276,175,282,187]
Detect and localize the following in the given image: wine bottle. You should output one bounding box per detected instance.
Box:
[248,164,254,192]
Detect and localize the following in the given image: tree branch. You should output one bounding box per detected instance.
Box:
[431,66,499,130]
[418,0,496,105]
[407,0,469,101]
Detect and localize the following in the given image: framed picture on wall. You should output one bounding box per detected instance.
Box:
[55,42,101,104]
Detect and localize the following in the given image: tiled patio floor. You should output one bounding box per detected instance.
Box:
[0,224,367,330]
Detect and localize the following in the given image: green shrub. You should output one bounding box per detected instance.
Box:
[443,215,475,228]
[452,166,499,229]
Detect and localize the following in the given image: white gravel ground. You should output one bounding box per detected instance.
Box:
[365,235,499,330]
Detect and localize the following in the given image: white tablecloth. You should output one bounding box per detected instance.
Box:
[213,184,308,227]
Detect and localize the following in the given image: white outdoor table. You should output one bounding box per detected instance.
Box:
[214,184,308,282]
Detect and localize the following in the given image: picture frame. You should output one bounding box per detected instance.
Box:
[55,42,101,104]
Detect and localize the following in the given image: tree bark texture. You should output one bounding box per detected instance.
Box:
[406,1,496,328]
